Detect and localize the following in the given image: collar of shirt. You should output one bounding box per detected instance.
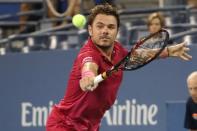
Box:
[87,38,117,65]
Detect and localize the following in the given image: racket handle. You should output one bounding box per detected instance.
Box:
[94,74,104,85]
[86,74,104,91]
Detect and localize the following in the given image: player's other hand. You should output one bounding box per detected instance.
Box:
[168,42,192,61]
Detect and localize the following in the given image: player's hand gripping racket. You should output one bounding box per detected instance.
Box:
[93,29,170,85]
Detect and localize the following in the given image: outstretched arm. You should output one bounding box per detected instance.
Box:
[79,62,98,91]
[143,42,192,61]
[167,42,192,60]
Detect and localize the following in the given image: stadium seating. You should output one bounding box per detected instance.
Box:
[0,1,197,55]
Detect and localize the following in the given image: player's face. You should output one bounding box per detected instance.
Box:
[188,77,197,103]
[88,14,118,50]
[148,18,162,34]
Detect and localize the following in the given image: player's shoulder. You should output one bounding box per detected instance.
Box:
[79,40,99,56]
[114,41,128,55]
[76,39,101,63]
[114,40,124,48]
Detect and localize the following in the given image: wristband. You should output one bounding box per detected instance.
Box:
[160,47,169,58]
[82,70,95,78]
[167,47,170,57]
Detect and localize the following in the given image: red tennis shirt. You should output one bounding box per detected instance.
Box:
[49,38,128,130]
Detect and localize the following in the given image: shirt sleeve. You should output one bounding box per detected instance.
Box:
[78,51,100,69]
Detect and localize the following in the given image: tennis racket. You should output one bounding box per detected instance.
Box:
[93,28,170,85]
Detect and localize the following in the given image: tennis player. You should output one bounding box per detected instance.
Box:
[46,4,192,131]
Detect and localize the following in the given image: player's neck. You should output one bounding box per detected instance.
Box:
[97,46,113,61]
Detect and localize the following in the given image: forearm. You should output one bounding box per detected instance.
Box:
[79,62,98,91]
[132,42,192,63]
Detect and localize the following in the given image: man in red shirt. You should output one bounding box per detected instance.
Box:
[46,4,192,131]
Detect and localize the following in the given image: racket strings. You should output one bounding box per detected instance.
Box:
[123,31,169,70]
[124,52,150,70]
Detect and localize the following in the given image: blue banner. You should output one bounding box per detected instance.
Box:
[0,46,196,131]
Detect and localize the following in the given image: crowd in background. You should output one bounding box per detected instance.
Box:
[0,0,196,55]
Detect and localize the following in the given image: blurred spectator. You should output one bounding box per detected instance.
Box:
[19,3,43,33]
[184,71,197,130]
[94,0,124,9]
[81,0,123,13]
[141,12,174,49]
[46,0,81,26]
[94,0,115,5]
[147,12,165,35]
[187,0,197,8]
[20,0,81,33]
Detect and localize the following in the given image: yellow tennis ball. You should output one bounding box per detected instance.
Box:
[72,14,86,29]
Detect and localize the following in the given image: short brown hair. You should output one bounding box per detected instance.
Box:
[88,3,120,28]
[147,12,165,27]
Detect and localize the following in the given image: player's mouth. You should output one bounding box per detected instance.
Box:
[101,39,110,42]
[100,36,110,40]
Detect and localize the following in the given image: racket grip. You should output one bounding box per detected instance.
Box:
[94,74,104,85]
[86,74,104,91]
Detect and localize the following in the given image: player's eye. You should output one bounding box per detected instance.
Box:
[96,24,104,29]
[108,25,116,30]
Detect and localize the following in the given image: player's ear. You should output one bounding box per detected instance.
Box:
[88,25,92,36]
